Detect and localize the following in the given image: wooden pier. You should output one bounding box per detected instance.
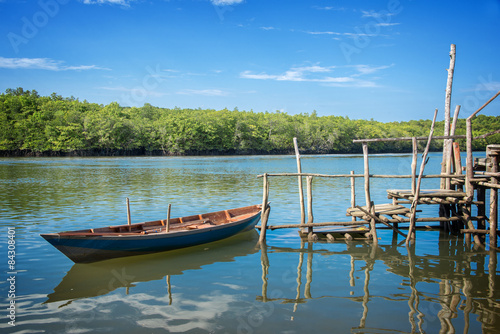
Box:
[256,45,500,249]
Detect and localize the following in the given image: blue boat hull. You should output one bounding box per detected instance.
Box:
[41,205,262,263]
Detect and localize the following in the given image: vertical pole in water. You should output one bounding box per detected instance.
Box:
[166,203,171,233]
[293,138,306,227]
[441,44,456,189]
[411,137,417,195]
[259,173,270,243]
[489,147,498,248]
[465,118,474,201]
[363,143,377,244]
[306,176,314,234]
[446,105,461,190]
[350,171,356,222]
[126,197,132,231]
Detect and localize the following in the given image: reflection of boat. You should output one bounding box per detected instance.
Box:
[45,230,259,304]
[41,204,262,263]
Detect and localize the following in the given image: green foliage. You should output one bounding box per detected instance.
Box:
[0,88,498,155]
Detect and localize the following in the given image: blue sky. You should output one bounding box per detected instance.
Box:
[1,0,499,122]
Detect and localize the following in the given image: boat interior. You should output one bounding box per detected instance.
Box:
[57,205,262,236]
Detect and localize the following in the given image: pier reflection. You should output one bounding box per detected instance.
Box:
[45,231,259,304]
[257,236,499,333]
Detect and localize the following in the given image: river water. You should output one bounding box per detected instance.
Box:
[0,153,498,333]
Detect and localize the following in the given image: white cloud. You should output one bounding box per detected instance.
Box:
[0,57,109,71]
[352,64,393,76]
[82,0,133,6]
[361,10,396,19]
[313,6,346,11]
[376,22,400,27]
[210,0,244,6]
[241,63,392,88]
[306,31,381,39]
[176,89,229,96]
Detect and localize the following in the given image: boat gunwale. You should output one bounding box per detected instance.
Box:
[41,205,262,239]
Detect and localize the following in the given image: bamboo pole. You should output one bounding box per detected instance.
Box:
[126,197,132,231]
[293,138,306,226]
[353,135,465,143]
[465,118,474,200]
[306,176,314,234]
[350,171,356,222]
[258,173,270,243]
[411,137,417,195]
[441,44,456,189]
[489,151,498,248]
[257,215,487,230]
[445,105,461,189]
[166,203,171,232]
[406,109,438,244]
[363,143,377,243]
[257,172,464,179]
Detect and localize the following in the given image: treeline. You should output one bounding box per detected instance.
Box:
[0,88,499,156]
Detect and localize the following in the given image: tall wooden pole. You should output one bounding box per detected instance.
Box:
[350,170,356,221]
[293,138,306,226]
[489,146,498,248]
[441,44,456,189]
[259,173,270,243]
[445,105,461,189]
[306,176,314,234]
[411,137,417,195]
[363,142,377,244]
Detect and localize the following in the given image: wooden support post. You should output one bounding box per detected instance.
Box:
[294,138,306,226]
[441,44,456,190]
[259,173,270,243]
[462,205,481,245]
[453,142,463,191]
[446,105,461,190]
[166,203,171,233]
[306,176,314,234]
[407,109,438,244]
[477,188,486,233]
[411,137,417,195]
[363,143,377,243]
[465,118,474,200]
[350,170,356,222]
[489,148,498,248]
[126,197,132,231]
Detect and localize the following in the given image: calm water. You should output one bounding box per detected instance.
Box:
[0,153,498,333]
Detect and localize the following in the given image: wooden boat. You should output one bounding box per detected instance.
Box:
[41,204,262,263]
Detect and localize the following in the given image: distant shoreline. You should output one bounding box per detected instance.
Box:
[0,147,453,158]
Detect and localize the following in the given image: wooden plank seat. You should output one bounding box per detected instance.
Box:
[170,219,213,231]
[346,203,411,218]
[387,189,466,199]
